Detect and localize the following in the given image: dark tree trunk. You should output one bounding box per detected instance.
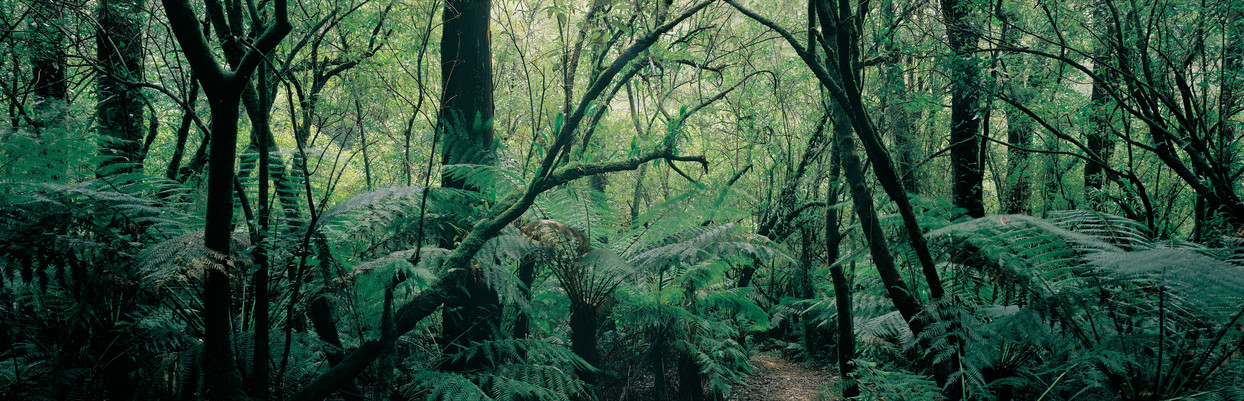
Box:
[823,130,857,398]
[834,111,915,311]
[438,0,497,183]
[650,326,668,401]
[829,90,923,352]
[513,255,537,339]
[817,0,958,395]
[941,0,985,218]
[677,347,704,401]
[1003,104,1033,214]
[159,0,290,397]
[997,7,1032,215]
[829,262,857,399]
[437,0,501,366]
[832,96,949,398]
[797,228,826,357]
[1084,67,1114,211]
[569,301,600,399]
[29,0,66,127]
[248,69,273,401]
[96,0,146,172]
[201,90,248,400]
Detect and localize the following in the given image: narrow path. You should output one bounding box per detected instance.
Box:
[728,353,838,401]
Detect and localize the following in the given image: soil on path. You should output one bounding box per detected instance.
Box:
[728,353,838,401]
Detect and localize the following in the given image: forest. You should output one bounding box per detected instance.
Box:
[1,0,1243,399]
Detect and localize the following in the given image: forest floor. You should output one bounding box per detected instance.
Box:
[728,352,839,401]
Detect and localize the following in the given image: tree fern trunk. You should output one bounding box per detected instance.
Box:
[513,255,536,339]
[677,347,704,401]
[569,301,600,400]
[650,324,668,401]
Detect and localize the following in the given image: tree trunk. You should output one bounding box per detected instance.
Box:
[829,262,857,399]
[1084,52,1114,211]
[796,227,827,357]
[650,326,668,401]
[997,6,1032,215]
[881,0,919,195]
[96,0,146,172]
[159,0,290,397]
[677,346,704,401]
[941,0,985,218]
[821,0,957,395]
[831,94,922,351]
[29,0,66,128]
[1003,104,1033,214]
[569,301,601,400]
[513,255,536,339]
[438,0,497,182]
[822,130,857,398]
[436,0,502,368]
[201,89,248,400]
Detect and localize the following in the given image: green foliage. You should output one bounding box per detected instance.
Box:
[923,211,1244,400]
[6,0,1244,398]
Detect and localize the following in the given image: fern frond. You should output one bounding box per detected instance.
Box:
[1049,210,1153,251]
[442,164,523,199]
[858,311,915,354]
[1088,248,1244,318]
[698,286,771,331]
[624,223,790,276]
[532,186,620,244]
